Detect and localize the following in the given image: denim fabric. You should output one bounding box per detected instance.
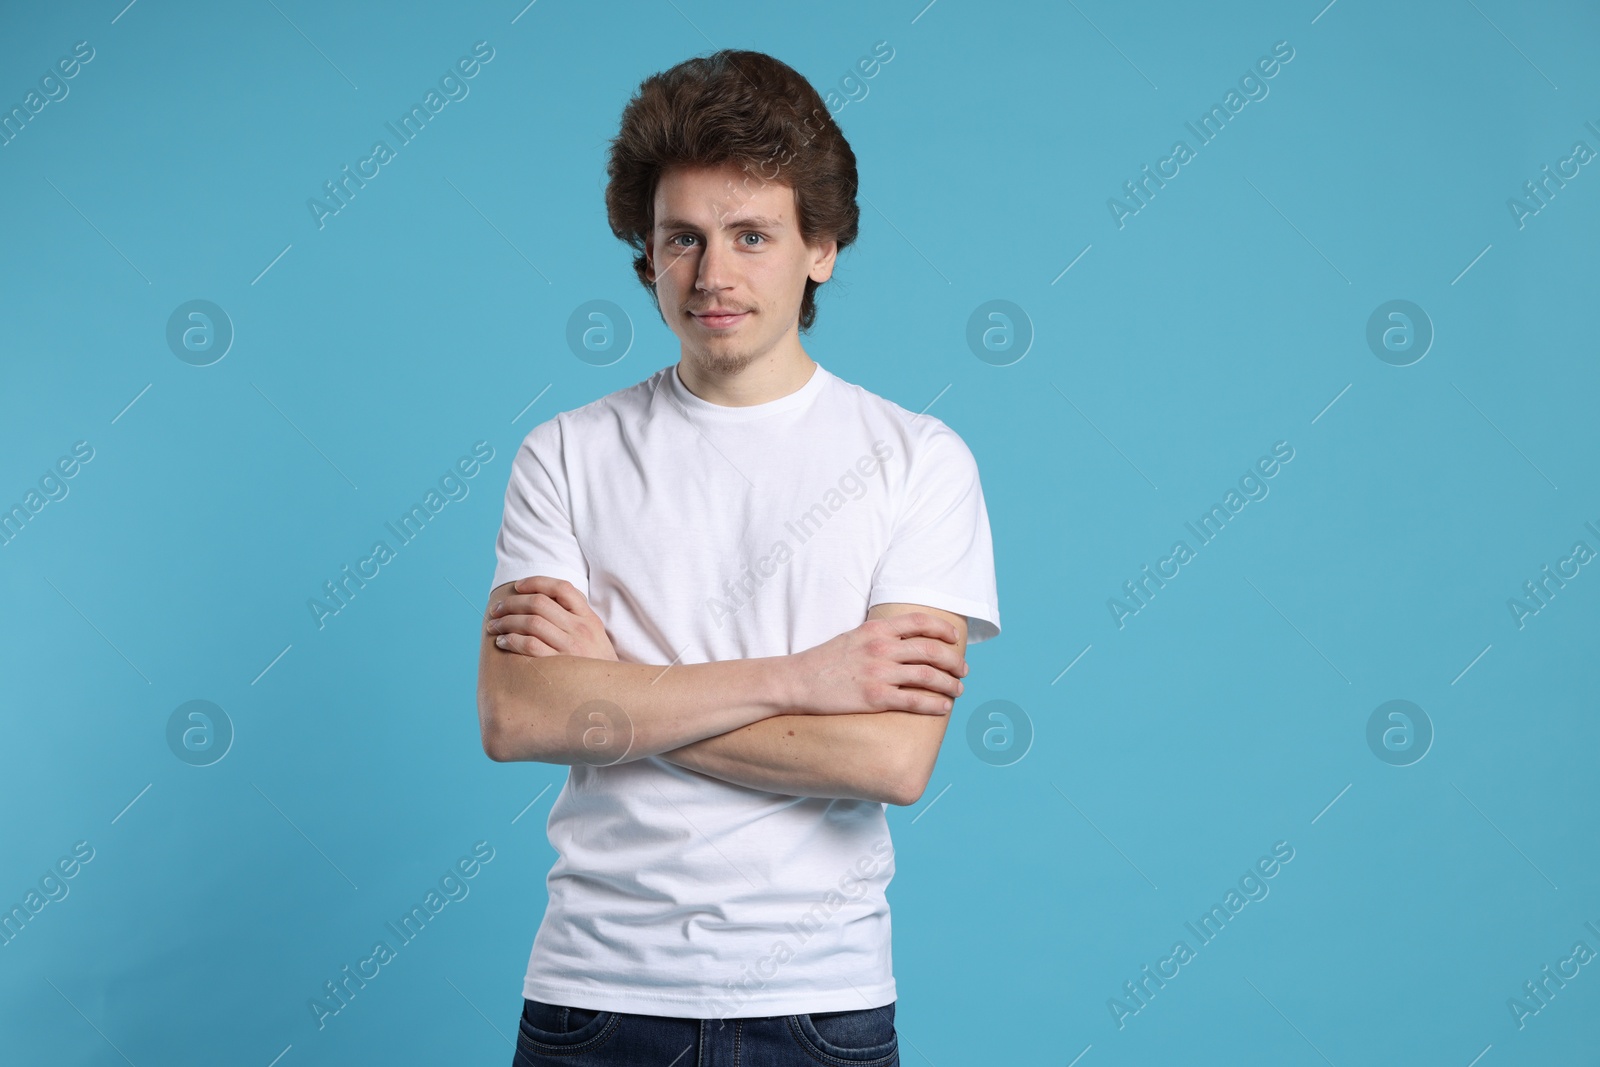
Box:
[512,997,898,1066]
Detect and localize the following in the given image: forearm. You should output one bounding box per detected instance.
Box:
[482,652,795,764]
[658,711,910,804]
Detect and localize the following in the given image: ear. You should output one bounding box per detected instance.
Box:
[644,234,656,284]
[808,236,838,284]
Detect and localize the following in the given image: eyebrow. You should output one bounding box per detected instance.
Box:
[655,214,786,233]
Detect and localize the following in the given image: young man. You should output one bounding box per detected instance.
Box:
[477,49,1000,1066]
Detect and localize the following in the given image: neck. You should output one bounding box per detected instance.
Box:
[675,344,816,408]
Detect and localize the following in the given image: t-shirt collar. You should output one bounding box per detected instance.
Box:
[664,358,830,423]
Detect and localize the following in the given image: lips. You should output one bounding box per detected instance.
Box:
[692,309,748,328]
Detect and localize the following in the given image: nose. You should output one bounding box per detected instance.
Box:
[695,235,733,294]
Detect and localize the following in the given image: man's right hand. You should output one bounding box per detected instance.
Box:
[486,576,619,662]
[788,612,968,717]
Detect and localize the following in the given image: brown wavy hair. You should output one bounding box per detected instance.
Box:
[605,49,859,333]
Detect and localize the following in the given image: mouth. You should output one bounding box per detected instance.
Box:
[691,309,749,330]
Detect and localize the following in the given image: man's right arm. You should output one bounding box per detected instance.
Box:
[476,581,797,764]
[475,578,965,767]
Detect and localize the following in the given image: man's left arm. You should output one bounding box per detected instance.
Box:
[485,583,966,805]
[656,602,968,806]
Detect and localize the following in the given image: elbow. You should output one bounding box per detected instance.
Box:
[480,689,567,764]
[478,689,530,763]
[887,765,930,807]
[478,653,586,764]
[482,712,537,763]
[482,723,510,763]
[888,741,945,806]
[479,701,511,762]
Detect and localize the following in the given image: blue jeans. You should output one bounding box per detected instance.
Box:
[511,997,899,1066]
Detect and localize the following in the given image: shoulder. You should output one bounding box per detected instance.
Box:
[825,372,979,486]
[513,366,672,454]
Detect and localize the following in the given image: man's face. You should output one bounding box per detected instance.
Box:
[645,162,836,375]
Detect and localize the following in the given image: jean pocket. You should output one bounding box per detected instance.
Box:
[517,998,620,1054]
[789,1002,898,1064]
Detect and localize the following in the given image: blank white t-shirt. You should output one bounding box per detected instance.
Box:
[489,358,1000,1018]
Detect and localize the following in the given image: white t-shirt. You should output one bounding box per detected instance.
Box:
[489,358,1000,1018]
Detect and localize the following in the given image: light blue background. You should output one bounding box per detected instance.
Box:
[2,0,1597,1063]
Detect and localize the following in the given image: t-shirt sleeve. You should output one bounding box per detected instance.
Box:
[867,422,1001,644]
[489,416,591,600]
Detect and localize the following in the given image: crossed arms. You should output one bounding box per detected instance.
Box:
[474,576,970,806]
